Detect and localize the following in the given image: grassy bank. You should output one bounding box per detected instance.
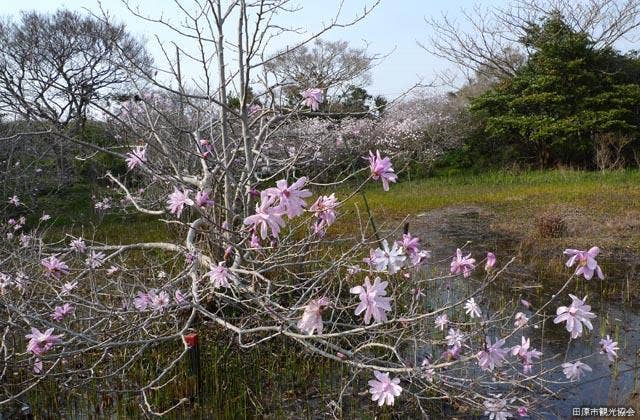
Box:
[342,168,640,251]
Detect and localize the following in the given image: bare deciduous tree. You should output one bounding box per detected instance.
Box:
[266,38,376,101]
[424,0,640,80]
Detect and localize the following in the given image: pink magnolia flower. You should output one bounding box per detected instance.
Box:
[600,335,619,362]
[174,290,187,305]
[368,371,402,407]
[450,249,476,277]
[205,262,231,288]
[166,188,194,217]
[553,294,596,339]
[25,327,63,355]
[61,281,77,295]
[243,192,286,239]
[249,232,261,248]
[0,273,11,294]
[19,233,31,248]
[562,361,592,381]
[443,344,462,361]
[367,150,397,191]
[310,193,338,234]
[125,145,147,169]
[301,88,324,111]
[195,190,215,208]
[435,313,449,331]
[70,238,87,253]
[564,247,604,280]
[477,337,509,371]
[52,303,75,321]
[297,297,330,335]
[514,312,529,328]
[350,276,392,324]
[485,252,496,271]
[33,358,43,374]
[421,358,435,382]
[521,299,532,309]
[445,328,465,348]
[85,250,106,269]
[511,336,542,373]
[397,233,430,266]
[149,290,171,312]
[265,177,312,218]
[483,395,513,420]
[464,298,482,319]
[41,255,69,278]
[369,240,406,274]
[518,406,528,417]
[8,195,20,206]
[133,291,152,311]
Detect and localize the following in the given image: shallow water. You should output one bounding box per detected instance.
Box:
[414,206,640,419]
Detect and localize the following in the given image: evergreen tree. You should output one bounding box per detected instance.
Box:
[470,13,640,167]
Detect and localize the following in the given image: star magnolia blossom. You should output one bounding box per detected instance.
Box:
[421,359,435,382]
[166,188,194,217]
[368,371,402,406]
[367,150,397,191]
[195,190,215,207]
[309,193,338,234]
[477,337,509,371]
[485,252,496,271]
[483,395,513,420]
[205,262,231,288]
[297,297,330,335]
[350,276,392,324]
[85,250,106,269]
[125,145,147,169]
[450,248,476,277]
[300,88,324,111]
[8,195,20,206]
[41,255,69,278]
[446,328,465,348]
[70,238,87,253]
[443,344,462,361]
[435,313,449,331]
[511,336,542,373]
[149,290,171,312]
[264,177,312,218]
[51,303,75,321]
[397,233,430,266]
[369,240,406,274]
[514,312,529,328]
[553,294,596,339]
[562,361,592,381]
[464,298,482,319]
[25,327,63,355]
[174,290,187,305]
[133,291,152,311]
[0,273,11,293]
[243,192,286,239]
[564,247,604,280]
[61,281,77,295]
[600,335,619,362]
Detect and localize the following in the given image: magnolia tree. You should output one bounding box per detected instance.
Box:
[0,1,622,417]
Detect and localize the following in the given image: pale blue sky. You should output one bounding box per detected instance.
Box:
[0,0,508,96]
